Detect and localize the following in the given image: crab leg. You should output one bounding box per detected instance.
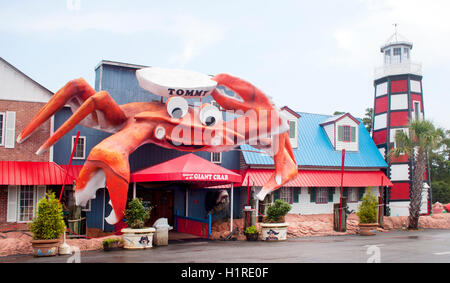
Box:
[17,78,97,144]
[36,91,127,155]
[75,121,155,225]
[256,132,298,201]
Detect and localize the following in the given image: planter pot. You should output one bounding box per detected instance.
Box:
[359,223,378,236]
[121,227,155,249]
[244,232,259,241]
[260,223,288,241]
[30,239,60,257]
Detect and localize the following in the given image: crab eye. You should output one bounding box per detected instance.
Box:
[166,96,188,118]
[199,103,222,127]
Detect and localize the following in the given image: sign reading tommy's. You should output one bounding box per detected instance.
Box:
[136,67,217,98]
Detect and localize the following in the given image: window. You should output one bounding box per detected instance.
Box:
[0,112,4,146]
[343,126,351,142]
[348,188,359,203]
[338,125,356,143]
[72,136,86,159]
[384,49,391,64]
[414,101,420,121]
[279,188,292,204]
[404,48,410,60]
[316,188,328,204]
[211,152,222,164]
[19,186,34,222]
[393,47,402,63]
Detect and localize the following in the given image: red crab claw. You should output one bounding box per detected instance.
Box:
[256,132,298,201]
[75,121,155,225]
[17,78,97,144]
[210,73,275,113]
[18,78,128,155]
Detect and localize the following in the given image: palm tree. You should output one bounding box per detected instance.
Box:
[389,119,443,229]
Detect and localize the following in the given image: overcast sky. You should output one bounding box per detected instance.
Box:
[1,0,449,129]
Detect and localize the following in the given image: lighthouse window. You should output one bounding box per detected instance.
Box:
[393,48,402,63]
[343,126,351,142]
[384,49,391,64]
[404,48,410,59]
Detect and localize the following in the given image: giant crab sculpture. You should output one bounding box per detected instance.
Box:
[18,69,298,225]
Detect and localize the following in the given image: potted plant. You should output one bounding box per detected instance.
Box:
[260,199,291,241]
[102,237,124,251]
[121,198,155,249]
[28,192,66,257]
[357,191,379,236]
[244,225,259,241]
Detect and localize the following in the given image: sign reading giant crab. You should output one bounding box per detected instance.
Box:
[17,67,298,225]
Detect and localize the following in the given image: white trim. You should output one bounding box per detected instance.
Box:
[82,199,91,212]
[211,152,222,164]
[4,111,16,148]
[0,112,5,146]
[49,116,54,162]
[71,135,86,159]
[230,183,234,232]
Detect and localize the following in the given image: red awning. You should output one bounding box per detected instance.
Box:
[0,161,75,186]
[130,154,242,185]
[59,164,83,181]
[241,169,393,188]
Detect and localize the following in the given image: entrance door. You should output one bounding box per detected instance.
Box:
[138,189,174,227]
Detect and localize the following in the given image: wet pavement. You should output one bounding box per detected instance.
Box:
[2,229,450,263]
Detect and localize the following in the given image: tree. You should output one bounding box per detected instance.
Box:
[333,111,345,115]
[430,128,450,203]
[362,108,373,134]
[389,119,443,229]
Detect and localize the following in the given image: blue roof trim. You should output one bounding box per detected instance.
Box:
[241,112,388,168]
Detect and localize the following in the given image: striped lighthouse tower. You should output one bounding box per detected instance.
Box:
[372,29,431,217]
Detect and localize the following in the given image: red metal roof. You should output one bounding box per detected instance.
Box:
[241,169,392,187]
[130,154,242,185]
[59,164,83,181]
[0,161,74,185]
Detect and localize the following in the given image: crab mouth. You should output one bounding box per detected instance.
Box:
[167,138,205,150]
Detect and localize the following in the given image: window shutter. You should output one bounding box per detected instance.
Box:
[7,185,18,222]
[289,121,296,139]
[309,188,316,203]
[358,188,365,201]
[4,111,16,148]
[338,125,343,141]
[351,127,356,142]
[273,190,280,200]
[293,188,299,203]
[328,188,334,202]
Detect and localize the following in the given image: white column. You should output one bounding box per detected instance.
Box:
[230,183,234,232]
[133,183,136,199]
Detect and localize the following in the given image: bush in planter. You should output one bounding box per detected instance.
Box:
[28,192,66,257]
[357,191,378,224]
[28,192,66,240]
[357,191,379,236]
[244,225,259,241]
[264,199,292,223]
[123,198,151,229]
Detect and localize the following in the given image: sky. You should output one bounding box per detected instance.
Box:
[0,0,449,129]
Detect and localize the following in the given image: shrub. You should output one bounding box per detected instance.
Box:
[264,199,291,223]
[28,192,66,240]
[102,237,124,248]
[124,198,151,229]
[357,191,378,224]
[244,225,258,234]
